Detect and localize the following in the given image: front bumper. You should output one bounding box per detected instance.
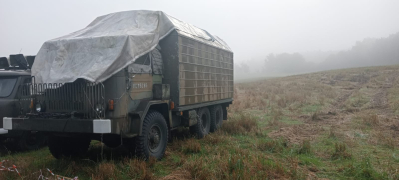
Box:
[0,128,8,135]
[3,117,111,134]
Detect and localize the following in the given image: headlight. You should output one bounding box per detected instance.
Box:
[36,103,42,112]
[35,102,45,112]
[95,103,104,113]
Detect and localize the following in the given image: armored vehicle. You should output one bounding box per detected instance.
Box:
[3,10,233,159]
[0,55,46,150]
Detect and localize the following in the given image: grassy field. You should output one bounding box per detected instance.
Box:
[1,65,399,179]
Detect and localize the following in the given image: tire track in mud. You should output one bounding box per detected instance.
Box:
[330,90,354,111]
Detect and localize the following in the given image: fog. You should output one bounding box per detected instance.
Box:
[1,0,399,79]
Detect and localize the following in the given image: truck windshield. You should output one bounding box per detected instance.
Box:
[0,77,17,97]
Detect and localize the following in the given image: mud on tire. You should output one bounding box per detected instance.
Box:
[135,110,168,160]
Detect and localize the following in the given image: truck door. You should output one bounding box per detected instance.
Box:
[128,46,163,100]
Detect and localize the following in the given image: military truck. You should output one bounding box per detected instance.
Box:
[0,54,46,150]
[3,10,233,160]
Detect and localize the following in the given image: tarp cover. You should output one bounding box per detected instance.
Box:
[32,10,231,83]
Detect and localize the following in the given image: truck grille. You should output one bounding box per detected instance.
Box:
[18,78,105,119]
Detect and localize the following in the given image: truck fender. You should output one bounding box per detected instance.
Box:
[128,100,171,136]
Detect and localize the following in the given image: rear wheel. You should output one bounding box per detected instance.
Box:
[135,110,168,160]
[48,135,90,159]
[210,105,223,132]
[190,107,211,139]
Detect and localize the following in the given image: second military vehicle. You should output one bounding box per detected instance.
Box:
[0,54,46,150]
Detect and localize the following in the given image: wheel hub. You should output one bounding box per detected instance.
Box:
[148,125,162,152]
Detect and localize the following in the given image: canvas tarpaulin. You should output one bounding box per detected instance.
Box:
[32,10,231,84]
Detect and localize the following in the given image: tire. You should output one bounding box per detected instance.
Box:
[190,107,211,139]
[135,110,168,160]
[17,131,46,151]
[48,135,90,159]
[210,105,223,132]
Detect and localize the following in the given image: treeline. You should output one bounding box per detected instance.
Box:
[320,32,399,70]
[236,32,399,76]
[263,53,316,74]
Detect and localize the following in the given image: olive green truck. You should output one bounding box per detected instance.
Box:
[3,10,233,160]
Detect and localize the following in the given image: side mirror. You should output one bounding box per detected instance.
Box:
[0,57,9,69]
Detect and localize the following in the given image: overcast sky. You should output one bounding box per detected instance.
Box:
[1,0,398,63]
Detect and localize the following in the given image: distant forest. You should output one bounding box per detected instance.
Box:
[235,32,399,76]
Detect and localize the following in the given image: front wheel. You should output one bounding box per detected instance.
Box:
[135,110,168,160]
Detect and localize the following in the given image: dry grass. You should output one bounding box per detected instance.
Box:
[258,139,288,153]
[123,158,154,180]
[358,113,380,127]
[298,140,312,154]
[221,112,258,135]
[181,139,201,154]
[93,162,118,180]
[331,142,352,160]
[3,65,399,179]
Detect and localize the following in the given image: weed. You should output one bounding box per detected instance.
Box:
[203,132,227,144]
[311,111,321,121]
[363,114,379,126]
[329,126,337,139]
[147,156,157,167]
[181,139,201,154]
[272,109,284,120]
[183,158,215,179]
[385,137,395,150]
[331,142,352,160]
[277,97,287,108]
[348,91,369,108]
[298,140,311,154]
[268,117,280,127]
[221,112,258,135]
[342,157,388,179]
[124,158,153,180]
[93,162,118,180]
[258,139,288,153]
[375,132,396,150]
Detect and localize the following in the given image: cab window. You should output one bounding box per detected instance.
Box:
[0,77,18,97]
